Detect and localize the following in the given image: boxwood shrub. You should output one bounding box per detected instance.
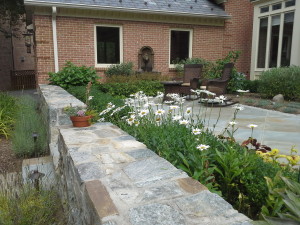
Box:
[258,66,300,100]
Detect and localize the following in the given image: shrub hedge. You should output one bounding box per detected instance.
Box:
[48,61,98,89]
[258,66,300,100]
[98,80,164,98]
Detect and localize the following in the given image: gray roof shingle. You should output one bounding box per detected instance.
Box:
[24,0,229,18]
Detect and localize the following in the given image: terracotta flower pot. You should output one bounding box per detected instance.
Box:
[70,115,92,127]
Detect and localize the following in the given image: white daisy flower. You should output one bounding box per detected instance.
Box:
[232,105,244,111]
[126,117,135,126]
[138,109,149,117]
[247,124,258,128]
[155,109,165,116]
[196,144,210,151]
[192,128,202,135]
[88,96,94,100]
[185,107,192,115]
[169,105,179,110]
[228,121,237,126]
[172,115,182,121]
[179,119,189,125]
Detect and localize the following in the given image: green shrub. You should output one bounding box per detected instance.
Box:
[174,57,215,78]
[258,66,300,100]
[106,72,165,83]
[0,186,64,225]
[48,61,98,89]
[99,81,164,98]
[282,107,298,114]
[0,93,18,138]
[104,62,134,77]
[67,86,124,111]
[227,72,247,93]
[12,96,47,158]
[243,79,260,93]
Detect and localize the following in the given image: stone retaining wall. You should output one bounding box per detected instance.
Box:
[38,84,252,225]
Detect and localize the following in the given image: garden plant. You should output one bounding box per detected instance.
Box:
[67,86,300,220]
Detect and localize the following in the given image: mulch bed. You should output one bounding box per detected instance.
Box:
[225,93,300,115]
[0,138,23,174]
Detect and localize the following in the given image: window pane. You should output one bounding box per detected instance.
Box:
[285,0,295,7]
[269,15,280,68]
[97,27,120,64]
[170,30,189,64]
[260,6,269,13]
[272,3,282,11]
[281,12,294,66]
[257,18,268,68]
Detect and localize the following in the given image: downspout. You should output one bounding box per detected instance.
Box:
[52,6,59,72]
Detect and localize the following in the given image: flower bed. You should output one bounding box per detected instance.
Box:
[67,86,300,221]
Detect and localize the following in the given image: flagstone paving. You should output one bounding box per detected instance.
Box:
[184,101,300,156]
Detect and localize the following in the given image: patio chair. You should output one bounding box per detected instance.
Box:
[179,64,203,98]
[202,63,234,95]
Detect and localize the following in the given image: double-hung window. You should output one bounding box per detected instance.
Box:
[256,0,295,69]
[95,25,122,66]
[169,29,193,66]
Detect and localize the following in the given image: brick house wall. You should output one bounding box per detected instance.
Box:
[33,0,253,84]
[0,21,35,90]
[223,0,254,78]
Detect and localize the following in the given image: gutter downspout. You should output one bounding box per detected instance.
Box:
[52,6,59,72]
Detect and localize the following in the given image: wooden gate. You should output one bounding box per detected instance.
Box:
[10,70,36,90]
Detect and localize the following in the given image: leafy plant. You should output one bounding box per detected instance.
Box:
[0,93,18,138]
[12,96,47,158]
[104,62,134,77]
[282,107,298,114]
[0,109,14,139]
[243,79,260,93]
[258,66,300,100]
[48,61,98,89]
[227,72,247,93]
[253,176,300,225]
[99,81,164,98]
[0,185,65,225]
[106,72,165,83]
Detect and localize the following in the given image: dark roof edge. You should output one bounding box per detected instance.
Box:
[24,0,231,19]
[214,0,227,4]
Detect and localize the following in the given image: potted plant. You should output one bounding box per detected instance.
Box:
[64,81,98,127]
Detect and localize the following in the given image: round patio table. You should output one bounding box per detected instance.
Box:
[161,81,183,100]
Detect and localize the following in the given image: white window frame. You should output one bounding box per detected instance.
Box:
[169,28,193,68]
[254,1,296,71]
[94,24,123,68]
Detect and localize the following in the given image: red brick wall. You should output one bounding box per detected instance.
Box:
[33,1,254,83]
[223,0,254,78]
[34,15,55,84]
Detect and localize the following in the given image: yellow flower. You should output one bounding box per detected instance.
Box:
[270,149,279,156]
[287,155,300,166]
[291,148,298,153]
[256,151,263,156]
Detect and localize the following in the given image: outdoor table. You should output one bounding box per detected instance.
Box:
[161,81,183,101]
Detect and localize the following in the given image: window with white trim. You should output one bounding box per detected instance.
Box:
[170,29,192,64]
[96,25,121,65]
[256,0,295,69]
